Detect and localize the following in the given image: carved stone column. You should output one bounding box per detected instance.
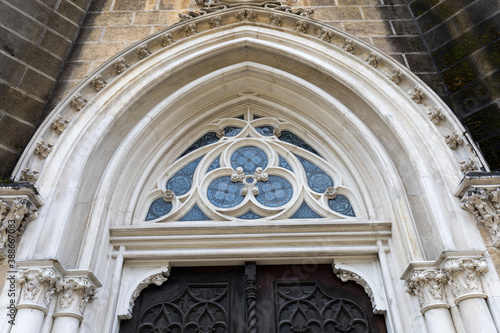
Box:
[51,275,99,333]
[441,256,496,332]
[12,266,62,333]
[403,266,456,333]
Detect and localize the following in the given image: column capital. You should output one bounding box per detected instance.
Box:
[15,264,63,313]
[440,257,488,303]
[403,264,449,313]
[54,275,99,321]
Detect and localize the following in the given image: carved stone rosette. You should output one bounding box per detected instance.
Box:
[54,277,98,319]
[0,198,38,258]
[441,258,488,303]
[15,268,61,312]
[405,269,449,313]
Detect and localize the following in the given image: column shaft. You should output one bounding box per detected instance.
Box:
[458,298,497,333]
[424,307,456,333]
[10,307,45,333]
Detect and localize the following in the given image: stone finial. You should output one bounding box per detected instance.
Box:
[269,14,283,27]
[209,16,224,29]
[461,186,500,239]
[459,157,479,173]
[427,106,445,125]
[405,269,448,311]
[16,268,61,309]
[319,29,334,42]
[444,131,463,150]
[20,166,39,182]
[71,94,88,111]
[0,198,38,258]
[295,20,309,34]
[137,44,152,59]
[236,9,256,22]
[51,115,70,134]
[185,23,199,37]
[366,52,381,68]
[161,33,175,47]
[389,68,403,84]
[441,258,488,301]
[409,86,425,103]
[35,138,53,159]
[114,57,129,74]
[342,39,356,54]
[90,75,107,92]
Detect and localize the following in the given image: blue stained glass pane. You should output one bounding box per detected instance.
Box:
[235,115,244,120]
[278,155,293,172]
[255,126,274,136]
[145,198,172,221]
[238,210,263,219]
[179,204,211,221]
[180,132,219,157]
[328,195,355,217]
[296,156,334,193]
[207,156,220,173]
[255,175,293,207]
[223,126,242,137]
[253,115,262,120]
[207,176,245,208]
[166,157,203,196]
[290,202,323,219]
[230,146,268,174]
[279,131,320,156]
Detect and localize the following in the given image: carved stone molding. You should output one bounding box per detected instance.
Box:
[269,13,283,26]
[51,115,70,134]
[441,257,488,303]
[137,44,152,59]
[236,9,256,22]
[295,20,308,33]
[461,186,500,244]
[114,57,130,74]
[185,23,199,36]
[366,52,381,68]
[389,68,402,84]
[319,28,333,42]
[71,93,88,111]
[161,33,175,46]
[459,157,479,173]
[342,39,356,54]
[408,86,425,104]
[404,269,449,313]
[209,15,224,28]
[427,106,445,125]
[20,166,39,182]
[335,269,375,308]
[91,75,107,92]
[444,131,463,150]
[54,277,98,319]
[15,267,61,312]
[0,197,37,258]
[129,271,170,311]
[34,138,53,159]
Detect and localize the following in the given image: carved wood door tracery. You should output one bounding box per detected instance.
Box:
[119,265,387,333]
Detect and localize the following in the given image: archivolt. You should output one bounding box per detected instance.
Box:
[13,5,484,269]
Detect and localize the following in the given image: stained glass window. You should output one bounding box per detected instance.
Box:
[223,126,241,137]
[255,175,293,207]
[166,157,203,196]
[290,202,323,219]
[180,132,219,157]
[179,204,211,221]
[279,131,320,156]
[230,146,268,173]
[296,156,333,193]
[207,156,220,173]
[328,195,355,217]
[238,210,263,219]
[146,198,172,221]
[278,155,293,172]
[256,126,274,136]
[207,176,245,208]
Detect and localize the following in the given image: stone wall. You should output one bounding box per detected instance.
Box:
[0,0,92,178]
[0,0,498,177]
[409,0,500,169]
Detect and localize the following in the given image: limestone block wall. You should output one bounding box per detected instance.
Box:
[409,0,500,169]
[0,0,94,178]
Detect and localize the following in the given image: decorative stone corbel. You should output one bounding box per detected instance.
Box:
[71,93,88,110]
[366,52,381,68]
[129,271,169,310]
[90,75,107,91]
[0,198,37,258]
[444,131,463,150]
[336,269,375,306]
[342,39,356,54]
[161,33,175,46]
[51,115,70,134]
[114,57,129,74]
[427,106,445,125]
[461,186,500,244]
[409,86,425,104]
[34,138,53,159]
[389,68,402,84]
[209,16,224,28]
[137,44,152,59]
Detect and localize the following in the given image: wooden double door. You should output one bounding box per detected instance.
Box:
[120,264,387,333]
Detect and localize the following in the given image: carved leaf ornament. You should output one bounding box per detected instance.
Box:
[144,114,357,221]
